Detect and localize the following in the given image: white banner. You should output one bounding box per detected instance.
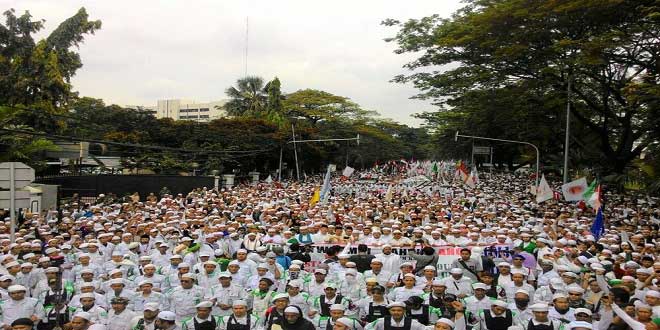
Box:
[342,166,355,177]
[304,244,513,276]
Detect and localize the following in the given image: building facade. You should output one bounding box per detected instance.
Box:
[128,99,228,122]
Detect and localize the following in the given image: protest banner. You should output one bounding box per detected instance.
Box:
[304,243,513,277]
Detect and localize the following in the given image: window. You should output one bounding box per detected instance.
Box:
[199,115,209,118]
[199,108,209,112]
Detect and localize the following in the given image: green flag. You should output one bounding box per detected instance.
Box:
[582,180,597,201]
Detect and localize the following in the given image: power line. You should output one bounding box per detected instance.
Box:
[0,104,273,155]
[0,127,271,155]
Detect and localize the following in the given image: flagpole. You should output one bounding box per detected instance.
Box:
[292,124,300,181]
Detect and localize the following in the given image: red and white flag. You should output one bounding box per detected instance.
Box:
[561,177,588,201]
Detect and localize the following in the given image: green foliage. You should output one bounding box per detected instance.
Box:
[384,0,660,176]
[0,6,101,165]
[223,76,268,117]
[0,106,59,171]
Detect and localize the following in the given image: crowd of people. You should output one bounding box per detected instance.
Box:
[0,168,658,330]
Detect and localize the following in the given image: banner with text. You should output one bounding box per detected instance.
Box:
[304,244,513,276]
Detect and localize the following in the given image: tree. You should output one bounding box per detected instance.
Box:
[0,8,101,131]
[223,76,268,117]
[384,0,659,174]
[283,89,361,126]
[0,106,59,171]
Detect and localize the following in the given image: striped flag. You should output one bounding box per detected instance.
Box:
[319,165,333,203]
[583,181,601,210]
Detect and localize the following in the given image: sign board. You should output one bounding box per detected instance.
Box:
[0,190,31,209]
[472,146,492,155]
[0,162,35,189]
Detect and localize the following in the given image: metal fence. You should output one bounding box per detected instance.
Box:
[35,175,216,200]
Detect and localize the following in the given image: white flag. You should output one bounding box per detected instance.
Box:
[342,166,355,177]
[265,175,272,183]
[384,185,393,202]
[561,177,588,201]
[536,175,553,203]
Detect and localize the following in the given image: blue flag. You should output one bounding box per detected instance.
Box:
[591,206,605,239]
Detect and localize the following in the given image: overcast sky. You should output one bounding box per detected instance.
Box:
[6,0,464,126]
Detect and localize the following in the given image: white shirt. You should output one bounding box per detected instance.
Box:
[374,253,401,274]
[364,317,426,330]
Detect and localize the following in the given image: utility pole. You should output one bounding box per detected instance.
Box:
[563,74,571,183]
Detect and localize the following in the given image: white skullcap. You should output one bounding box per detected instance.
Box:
[492,300,508,308]
[330,303,345,311]
[568,321,593,330]
[436,318,455,328]
[73,312,92,321]
[157,311,176,321]
[8,285,27,293]
[195,301,213,308]
[336,317,361,330]
[284,306,300,314]
[144,302,159,311]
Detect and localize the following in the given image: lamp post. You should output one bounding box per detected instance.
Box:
[455,131,540,187]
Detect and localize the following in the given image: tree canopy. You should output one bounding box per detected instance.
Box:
[384,0,659,180]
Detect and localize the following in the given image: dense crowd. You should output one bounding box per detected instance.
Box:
[0,169,658,330]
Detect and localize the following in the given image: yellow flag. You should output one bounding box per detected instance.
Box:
[309,187,320,206]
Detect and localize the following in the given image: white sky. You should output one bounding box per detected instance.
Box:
[5,0,464,126]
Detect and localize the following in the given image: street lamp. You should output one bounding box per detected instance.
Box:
[455,131,540,187]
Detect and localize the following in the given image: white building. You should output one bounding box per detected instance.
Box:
[128,99,228,122]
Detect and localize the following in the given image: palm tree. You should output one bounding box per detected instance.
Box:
[223,76,267,117]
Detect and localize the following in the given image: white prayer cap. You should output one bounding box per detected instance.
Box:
[144,302,160,311]
[232,300,248,307]
[138,280,153,287]
[284,306,300,314]
[473,283,489,290]
[157,311,176,321]
[195,301,213,309]
[568,321,593,330]
[553,293,568,300]
[530,303,550,312]
[436,318,455,328]
[73,312,92,321]
[330,304,345,311]
[8,284,27,292]
[491,300,508,308]
[450,268,463,275]
[336,317,361,330]
[645,290,660,298]
[180,273,195,280]
[567,285,585,293]
[574,308,592,316]
[388,302,406,308]
[273,293,289,301]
